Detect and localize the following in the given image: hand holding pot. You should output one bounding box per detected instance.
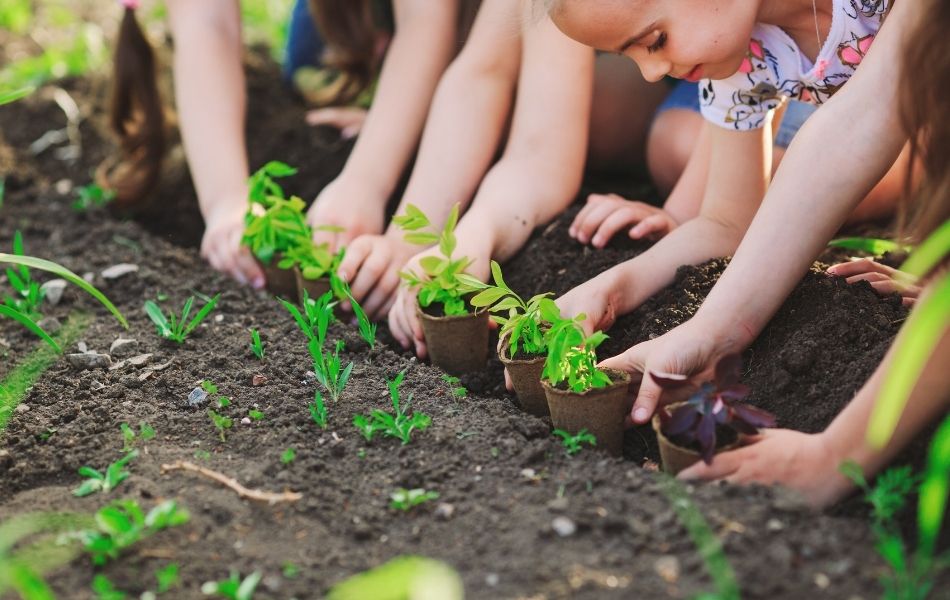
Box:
[569,193,679,248]
[201,196,264,289]
[308,176,387,253]
[677,428,850,508]
[337,232,417,320]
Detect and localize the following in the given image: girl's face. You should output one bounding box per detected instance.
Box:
[550,0,760,82]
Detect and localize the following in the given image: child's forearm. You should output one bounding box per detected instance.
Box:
[166,0,248,218]
[339,0,460,204]
[661,124,710,225]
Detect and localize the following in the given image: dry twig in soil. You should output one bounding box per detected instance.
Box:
[160,460,302,504]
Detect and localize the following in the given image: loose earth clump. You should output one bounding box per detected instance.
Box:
[1,56,944,599]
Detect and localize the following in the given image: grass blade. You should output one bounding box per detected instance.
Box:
[184,293,220,335]
[0,305,59,351]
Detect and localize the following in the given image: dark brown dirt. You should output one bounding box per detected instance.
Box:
[1,53,946,600]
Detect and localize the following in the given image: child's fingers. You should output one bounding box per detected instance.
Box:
[348,249,390,304]
[388,297,411,349]
[311,228,339,254]
[826,257,896,278]
[337,237,374,285]
[591,206,648,247]
[571,201,625,244]
[234,247,265,290]
[677,449,743,481]
[845,271,890,285]
[409,305,427,360]
[362,268,401,320]
[569,194,620,238]
[629,213,673,240]
[503,368,513,392]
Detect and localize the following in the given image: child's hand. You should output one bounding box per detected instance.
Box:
[305,106,368,140]
[677,428,851,509]
[200,198,264,289]
[569,193,679,248]
[308,178,387,252]
[554,272,624,335]
[826,258,920,306]
[336,233,417,320]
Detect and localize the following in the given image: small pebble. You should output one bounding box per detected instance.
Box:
[109,337,139,358]
[36,316,61,334]
[485,573,499,587]
[434,503,455,520]
[551,516,576,537]
[767,518,785,531]
[66,353,112,370]
[214,314,224,323]
[241,417,251,425]
[187,387,208,407]
[15,403,29,413]
[101,263,139,280]
[814,573,830,590]
[654,556,680,584]
[40,279,67,306]
[547,497,569,512]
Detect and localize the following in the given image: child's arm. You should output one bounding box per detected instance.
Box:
[166,0,262,287]
[335,0,523,318]
[599,0,913,424]
[390,11,596,354]
[557,121,772,335]
[679,301,949,509]
[308,0,461,250]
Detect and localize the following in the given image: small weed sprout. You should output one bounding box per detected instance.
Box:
[202,379,231,408]
[390,488,439,511]
[352,371,431,445]
[72,500,190,566]
[248,409,264,421]
[249,328,264,360]
[440,374,467,399]
[339,280,377,349]
[312,338,354,402]
[280,289,337,346]
[309,389,328,429]
[72,183,115,212]
[553,429,597,456]
[208,409,233,442]
[145,293,220,343]
[73,450,138,497]
[4,231,44,321]
[280,447,296,464]
[120,421,155,452]
[92,574,125,600]
[201,570,262,600]
[155,563,180,594]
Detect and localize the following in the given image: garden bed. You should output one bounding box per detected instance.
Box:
[0,59,939,599]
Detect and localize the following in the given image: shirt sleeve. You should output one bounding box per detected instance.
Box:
[699,72,785,131]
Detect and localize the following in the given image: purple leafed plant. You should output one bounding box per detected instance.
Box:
[651,354,776,464]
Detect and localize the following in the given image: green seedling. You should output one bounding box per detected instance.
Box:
[339,280,377,349]
[389,488,439,512]
[326,556,463,600]
[460,260,557,358]
[155,563,180,594]
[312,338,354,402]
[282,562,299,579]
[4,231,45,322]
[208,409,233,442]
[92,574,126,600]
[280,447,296,464]
[145,293,220,343]
[542,312,612,393]
[394,203,477,316]
[828,236,912,256]
[249,328,264,360]
[242,162,310,266]
[201,570,262,600]
[248,409,264,421]
[202,379,231,408]
[553,429,597,456]
[194,449,212,461]
[72,183,115,212]
[280,234,343,282]
[120,421,155,452]
[37,427,57,442]
[280,288,337,346]
[73,450,138,497]
[309,389,328,429]
[0,87,34,105]
[71,499,190,566]
[440,374,467,399]
[352,371,431,445]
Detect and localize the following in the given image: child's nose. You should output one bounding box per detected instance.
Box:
[636,56,670,83]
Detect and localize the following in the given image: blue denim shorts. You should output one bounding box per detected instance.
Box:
[656,80,816,149]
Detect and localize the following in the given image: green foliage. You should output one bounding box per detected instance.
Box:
[4,231,45,322]
[72,450,138,498]
[460,260,556,358]
[155,563,180,594]
[312,338,354,402]
[280,288,337,346]
[202,380,231,408]
[201,570,262,600]
[248,409,264,421]
[72,500,190,566]
[240,0,294,62]
[828,237,912,256]
[0,87,33,106]
[440,374,467,399]
[281,236,343,281]
[553,429,596,456]
[208,409,233,442]
[120,421,155,452]
[389,488,439,511]
[92,574,126,600]
[309,390,328,429]
[340,281,377,349]
[0,0,31,34]
[0,305,59,352]
[249,328,264,360]
[0,23,108,90]
[72,184,115,212]
[326,556,463,600]
[145,294,220,343]
[394,204,475,316]
[542,313,612,393]
[352,371,431,445]
[280,447,296,464]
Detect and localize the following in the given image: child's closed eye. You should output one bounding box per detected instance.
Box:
[647,32,667,54]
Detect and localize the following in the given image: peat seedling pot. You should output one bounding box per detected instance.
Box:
[416,303,489,376]
[255,255,299,300]
[295,269,332,303]
[542,368,631,456]
[499,344,548,417]
[652,402,740,475]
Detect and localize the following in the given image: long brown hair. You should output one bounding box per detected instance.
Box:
[107,6,165,208]
[899,0,950,244]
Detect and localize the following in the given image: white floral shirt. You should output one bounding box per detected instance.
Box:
[699,0,891,130]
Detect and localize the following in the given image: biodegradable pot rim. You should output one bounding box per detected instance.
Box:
[651,401,741,459]
[541,367,631,398]
[497,341,546,367]
[415,301,487,323]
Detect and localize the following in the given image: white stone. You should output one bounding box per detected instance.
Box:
[100,263,139,280]
[40,279,67,305]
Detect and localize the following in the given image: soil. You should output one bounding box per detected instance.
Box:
[1,52,947,600]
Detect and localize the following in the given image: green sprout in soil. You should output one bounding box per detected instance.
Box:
[154,563,180,595]
[828,236,912,256]
[242,161,308,266]
[389,488,439,512]
[202,379,231,408]
[553,429,596,456]
[309,389,328,429]
[312,338,353,402]
[208,409,233,442]
[4,231,45,322]
[281,288,337,346]
[326,556,463,600]
[92,574,125,600]
[394,203,476,316]
[542,313,611,393]
[440,374,467,399]
[70,500,190,566]
[282,562,300,579]
[73,450,138,497]
[120,421,155,452]
[352,371,430,445]
[339,280,377,349]
[194,449,212,462]
[280,447,296,465]
[201,570,262,600]
[145,293,220,343]
[248,409,264,421]
[280,234,343,283]
[460,260,556,359]
[72,183,115,212]
[249,328,264,360]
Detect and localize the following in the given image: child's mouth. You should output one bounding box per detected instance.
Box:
[684,65,704,82]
